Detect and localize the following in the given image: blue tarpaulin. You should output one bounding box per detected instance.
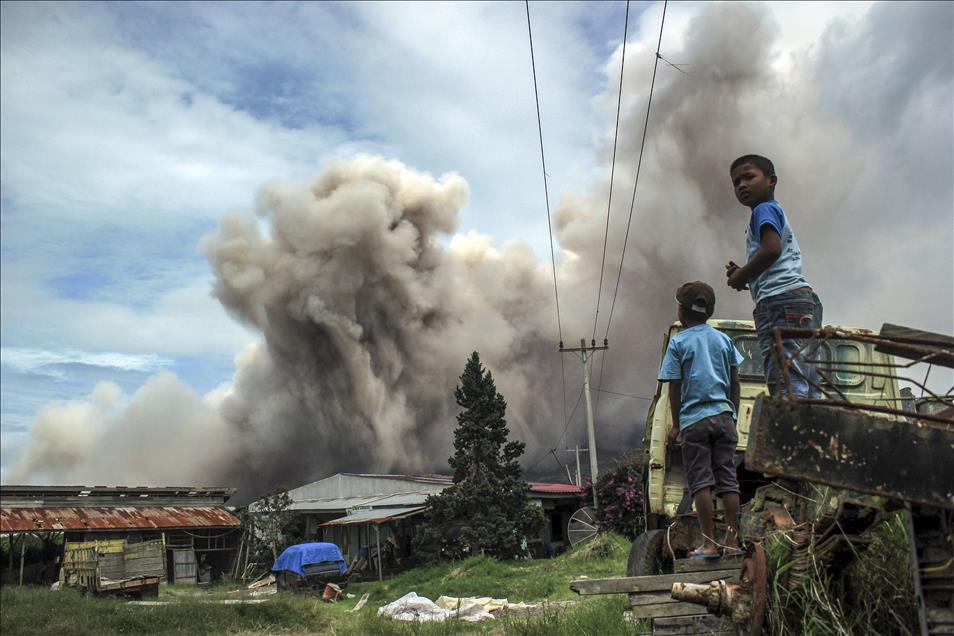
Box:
[272,542,348,577]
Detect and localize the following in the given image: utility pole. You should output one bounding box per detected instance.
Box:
[563,445,587,487]
[560,338,608,509]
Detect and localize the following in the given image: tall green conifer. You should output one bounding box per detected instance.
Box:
[415,352,543,560]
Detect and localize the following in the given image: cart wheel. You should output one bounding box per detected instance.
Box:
[567,506,600,546]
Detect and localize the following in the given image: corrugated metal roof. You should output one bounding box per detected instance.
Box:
[289,493,431,513]
[346,473,454,486]
[344,474,581,495]
[366,493,430,507]
[321,506,425,526]
[1,506,240,533]
[287,496,383,512]
[528,483,584,495]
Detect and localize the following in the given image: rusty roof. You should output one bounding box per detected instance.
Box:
[528,482,584,495]
[1,506,240,533]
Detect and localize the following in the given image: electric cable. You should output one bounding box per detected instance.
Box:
[593,0,669,420]
[591,0,631,343]
[525,0,570,454]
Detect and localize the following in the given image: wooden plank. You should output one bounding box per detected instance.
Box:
[570,570,738,595]
[628,602,710,619]
[877,324,954,368]
[630,592,680,606]
[747,397,954,509]
[674,556,743,574]
[653,614,733,635]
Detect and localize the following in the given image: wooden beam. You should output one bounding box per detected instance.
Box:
[18,537,25,586]
[877,324,954,368]
[674,555,744,574]
[570,569,738,595]
[747,397,954,509]
[652,614,733,635]
[628,602,712,619]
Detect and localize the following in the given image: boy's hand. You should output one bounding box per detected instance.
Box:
[725,261,748,291]
[667,426,680,446]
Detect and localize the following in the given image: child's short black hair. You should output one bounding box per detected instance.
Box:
[730,154,776,177]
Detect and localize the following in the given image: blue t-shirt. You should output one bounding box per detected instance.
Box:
[746,201,811,304]
[657,324,744,430]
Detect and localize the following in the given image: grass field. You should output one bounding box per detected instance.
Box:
[0,534,638,635]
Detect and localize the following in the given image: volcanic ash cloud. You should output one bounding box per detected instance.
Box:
[201,156,565,493]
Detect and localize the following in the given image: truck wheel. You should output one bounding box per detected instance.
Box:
[627,529,672,577]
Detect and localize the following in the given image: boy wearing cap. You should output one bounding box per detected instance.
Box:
[725,154,823,397]
[658,281,744,558]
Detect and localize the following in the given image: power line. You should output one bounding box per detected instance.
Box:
[525,0,563,345]
[591,0,631,343]
[593,388,653,401]
[525,0,570,459]
[594,0,669,421]
[602,0,668,342]
[526,386,583,473]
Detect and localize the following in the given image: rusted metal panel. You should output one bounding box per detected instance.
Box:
[528,483,584,495]
[0,506,240,533]
[876,323,954,368]
[746,397,954,509]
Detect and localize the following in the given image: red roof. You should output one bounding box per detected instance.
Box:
[528,482,584,495]
[1,506,240,533]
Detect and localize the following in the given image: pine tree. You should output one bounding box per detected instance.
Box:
[414,352,544,560]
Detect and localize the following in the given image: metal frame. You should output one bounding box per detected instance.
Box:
[768,326,953,427]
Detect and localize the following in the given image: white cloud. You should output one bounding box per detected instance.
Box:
[0,348,173,374]
[1,1,950,483]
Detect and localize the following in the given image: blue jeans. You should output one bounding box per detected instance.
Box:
[754,288,824,398]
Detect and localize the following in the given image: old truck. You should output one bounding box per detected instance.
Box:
[571,320,952,635]
[635,319,902,573]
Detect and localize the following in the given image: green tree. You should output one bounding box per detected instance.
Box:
[241,489,296,565]
[414,352,544,561]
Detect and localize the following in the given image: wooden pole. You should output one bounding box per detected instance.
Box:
[7,535,15,581]
[375,524,382,582]
[19,536,26,586]
[233,536,245,579]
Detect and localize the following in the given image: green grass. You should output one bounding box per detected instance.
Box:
[0,533,639,635]
[766,510,918,636]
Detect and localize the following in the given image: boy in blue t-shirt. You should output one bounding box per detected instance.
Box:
[658,281,744,558]
[725,154,823,398]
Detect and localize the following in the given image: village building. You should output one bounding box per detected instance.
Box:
[0,485,242,586]
[282,473,583,572]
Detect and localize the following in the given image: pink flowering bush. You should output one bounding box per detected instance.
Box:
[583,453,644,538]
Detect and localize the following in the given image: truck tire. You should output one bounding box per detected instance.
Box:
[627,529,672,577]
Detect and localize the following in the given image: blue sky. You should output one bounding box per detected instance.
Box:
[1,0,646,475]
[2,1,951,481]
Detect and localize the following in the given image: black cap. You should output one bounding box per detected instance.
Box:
[676,281,715,319]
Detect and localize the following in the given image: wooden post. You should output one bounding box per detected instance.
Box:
[375,524,382,582]
[7,535,15,582]
[19,536,26,586]
[233,536,245,579]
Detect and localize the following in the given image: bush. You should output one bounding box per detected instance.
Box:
[582,454,644,538]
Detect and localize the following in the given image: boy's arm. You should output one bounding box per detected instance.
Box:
[730,368,740,416]
[667,380,682,445]
[726,226,782,291]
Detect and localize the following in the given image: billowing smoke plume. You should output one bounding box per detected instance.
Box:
[200,156,565,492]
[10,2,952,494]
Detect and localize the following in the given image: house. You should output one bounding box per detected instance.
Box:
[0,485,242,585]
[281,473,583,572]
